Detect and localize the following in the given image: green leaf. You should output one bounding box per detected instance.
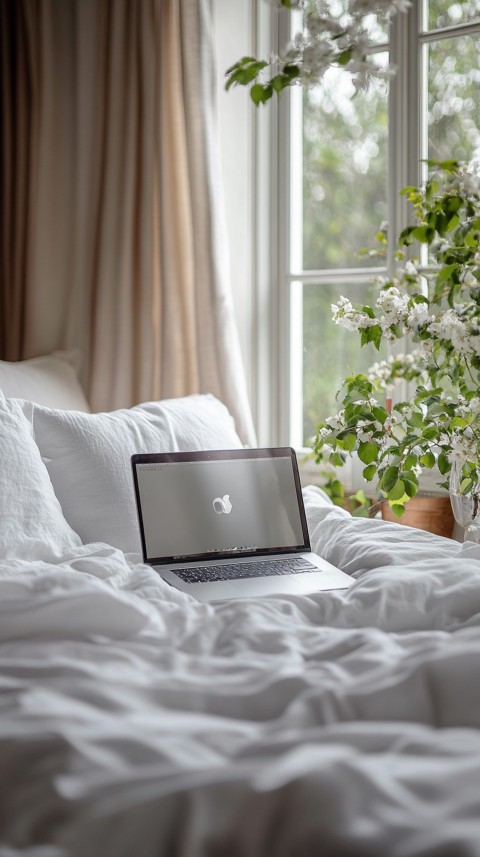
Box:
[283,64,300,80]
[225,56,260,75]
[403,479,418,499]
[225,59,268,91]
[451,416,468,430]
[337,48,353,66]
[446,213,460,233]
[387,479,405,501]
[412,225,436,244]
[381,465,399,493]
[425,179,439,200]
[328,480,344,503]
[433,212,450,235]
[360,324,383,350]
[407,411,425,430]
[398,226,416,246]
[250,83,272,105]
[363,464,377,482]
[436,264,458,286]
[437,452,450,475]
[341,432,357,452]
[357,441,378,465]
[443,195,462,215]
[404,453,418,470]
[270,74,291,94]
[411,293,430,305]
[389,502,406,519]
[424,158,459,171]
[372,406,387,424]
[420,451,435,469]
[372,326,383,350]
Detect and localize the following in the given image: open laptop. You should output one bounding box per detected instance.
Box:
[131,447,352,602]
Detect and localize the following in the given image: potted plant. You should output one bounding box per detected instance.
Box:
[224,2,479,537]
[312,159,480,538]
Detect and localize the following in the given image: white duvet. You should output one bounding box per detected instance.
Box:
[1,487,480,857]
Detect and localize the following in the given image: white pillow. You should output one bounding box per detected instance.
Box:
[0,351,91,412]
[0,392,82,561]
[27,394,243,554]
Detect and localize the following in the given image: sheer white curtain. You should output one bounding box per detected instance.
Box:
[0,0,256,444]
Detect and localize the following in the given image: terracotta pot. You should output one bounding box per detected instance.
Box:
[381,494,454,538]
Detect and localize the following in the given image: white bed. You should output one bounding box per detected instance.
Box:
[1,354,480,857]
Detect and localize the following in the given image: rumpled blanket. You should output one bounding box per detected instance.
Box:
[1,487,479,857]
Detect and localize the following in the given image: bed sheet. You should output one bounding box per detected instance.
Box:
[1,487,480,857]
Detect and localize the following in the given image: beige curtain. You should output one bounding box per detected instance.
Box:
[0,0,256,444]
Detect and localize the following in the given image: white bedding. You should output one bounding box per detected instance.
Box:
[2,487,480,857]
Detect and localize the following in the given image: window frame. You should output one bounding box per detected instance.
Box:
[257,2,480,452]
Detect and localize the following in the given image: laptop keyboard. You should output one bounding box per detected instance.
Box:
[174,557,316,584]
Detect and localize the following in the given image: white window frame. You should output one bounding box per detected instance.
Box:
[254,2,480,456]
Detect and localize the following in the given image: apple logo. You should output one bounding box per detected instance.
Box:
[213,494,232,515]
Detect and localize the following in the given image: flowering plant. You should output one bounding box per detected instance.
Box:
[225,0,410,104]
[313,160,480,516]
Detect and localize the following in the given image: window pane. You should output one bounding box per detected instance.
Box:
[302,61,389,271]
[300,281,387,445]
[425,1,480,30]
[427,35,480,164]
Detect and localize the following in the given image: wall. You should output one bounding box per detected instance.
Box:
[211,0,255,406]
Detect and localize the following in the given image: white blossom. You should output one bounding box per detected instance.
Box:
[271,0,408,90]
[405,259,419,276]
[331,295,375,331]
[384,414,397,431]
[428,310,470,354]
[325,410,345,431]
[302,41,336,76]
[367,350,428,390]
[358,429,374,442]
[376,287,409,316]
[448,431,477,466]
[456,396,470,417]
[406,302,431,328]
[307,13,344,38]
[457,163,480,198]
[317,425,331,440]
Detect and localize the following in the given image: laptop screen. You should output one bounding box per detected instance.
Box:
[131,448,310,565]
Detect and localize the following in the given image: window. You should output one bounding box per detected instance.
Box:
[275,1,480,449]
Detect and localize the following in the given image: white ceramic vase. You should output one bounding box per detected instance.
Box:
[449,461,480,543]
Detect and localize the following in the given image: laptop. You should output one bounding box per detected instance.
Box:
[131,447,352,602]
